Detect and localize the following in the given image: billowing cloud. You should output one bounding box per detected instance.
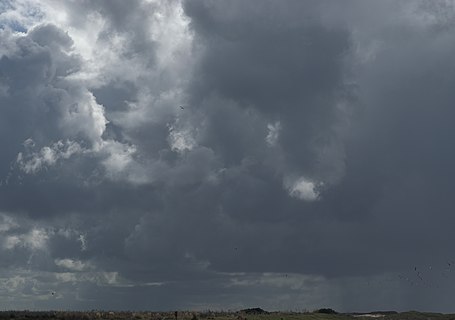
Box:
[284,176,321,202]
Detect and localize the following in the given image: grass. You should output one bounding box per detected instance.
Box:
[0,310,455,320]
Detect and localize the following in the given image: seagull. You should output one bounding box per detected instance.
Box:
[179,105,185,110]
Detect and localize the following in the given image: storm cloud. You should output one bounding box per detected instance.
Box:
[1,0,455,312]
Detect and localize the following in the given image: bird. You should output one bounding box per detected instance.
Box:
[179,105,185,110]
[51,291,55,296]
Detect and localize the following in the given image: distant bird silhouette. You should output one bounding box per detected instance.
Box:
[51,291,55,296]
[179,105,184,110]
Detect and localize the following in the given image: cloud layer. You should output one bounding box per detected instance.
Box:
[1,0,455,312]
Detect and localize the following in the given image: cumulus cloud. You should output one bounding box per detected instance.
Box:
[54,258,92,272]
[265,121,281,147]
[17,140,83,174]
[285,176,321,202]
[3,228,50,251]
[0,213,18,232]
[168,123,197,153]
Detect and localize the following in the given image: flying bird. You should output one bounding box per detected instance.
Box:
[179,105,184,110]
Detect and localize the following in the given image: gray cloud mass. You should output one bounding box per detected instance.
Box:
[0,0,455,312]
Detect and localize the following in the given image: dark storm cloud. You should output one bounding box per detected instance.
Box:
[184,0,352,184]
[333,10,455,270]
[174,0,455,310]
[2,0,455,313]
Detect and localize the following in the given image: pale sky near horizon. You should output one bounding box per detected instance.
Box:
[1,0,455,312]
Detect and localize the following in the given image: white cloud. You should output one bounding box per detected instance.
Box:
[168,124,197,153]
[61,92,108,148]
[3,228,50,250]
[55,272,77,283]
[284,176,322,202]
[265,121,281,146]
[16,140,84,174]
[0,213,19,233]
[78,234,87,251]
[22,228,50,250]
[3,235,21,250]
[150,0,193,71]
[54,258,91,272]
[100,141,137,175]
[55,270,123,287]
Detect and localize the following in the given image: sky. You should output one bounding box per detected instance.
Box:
[1,0,455,312]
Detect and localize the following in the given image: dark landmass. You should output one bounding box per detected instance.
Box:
[316,309,337,315]
[240,308,269,315]
[0,310,453,320]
